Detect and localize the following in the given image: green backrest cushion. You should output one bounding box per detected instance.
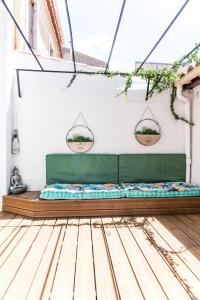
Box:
[46,154,118,184]
[119,154,186,183]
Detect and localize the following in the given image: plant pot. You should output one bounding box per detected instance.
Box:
[136,134,160,146]
[67,141,93,153]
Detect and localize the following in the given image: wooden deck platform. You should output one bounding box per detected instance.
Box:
[1,212,200,299]
[3,191,200,218]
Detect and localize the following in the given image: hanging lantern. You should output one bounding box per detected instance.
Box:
[11,129,20,154]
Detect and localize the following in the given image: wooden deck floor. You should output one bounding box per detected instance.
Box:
[1,213,200,299]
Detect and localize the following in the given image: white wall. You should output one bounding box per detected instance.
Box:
[0,0,15,208]
[10,53,187,191]
[192,86,200,184]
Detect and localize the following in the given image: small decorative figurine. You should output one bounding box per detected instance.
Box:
[11,129,20,154]
[9,167,27,194]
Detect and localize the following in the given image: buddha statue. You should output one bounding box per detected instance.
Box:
[9,167,27,194]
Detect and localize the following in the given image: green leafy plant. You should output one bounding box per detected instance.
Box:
[170,86,194,126]
[66,43,200,124]
[67,134,93,143]
[136,127,160,135]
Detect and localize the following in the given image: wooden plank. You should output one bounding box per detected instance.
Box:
[177,65,200,87]
[186,215,200,223]
[0,218,35,264]
[102,217,144,300]
[0,227,21,255]
[73,218,96,300]
[157,216,200,260]
[144,217,200,299]
[41,225,66,300]
[3,193,200,218]
[3,206,35,217]
[177,215,200,234]
[91,218,118,300]
[15,191,33,198]
[168,215,200,247]
[2,214,25,227]
[26,191,41,200]
[28,207,200,218]
[0,213,16,227]
[150,217,200,281]
[26,224,62,300]
[0,219,44,298]
[3,219,56,299]
[125,217,192,300]
[113,217,168,300]
[0,215,25,248]
[4,204,200,218]
[4,195,200,211]
[51,219,79,300]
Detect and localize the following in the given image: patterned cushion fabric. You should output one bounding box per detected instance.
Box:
[81,183,125,199]
[40,184,83,200]
[40,183,125,200]
[122,182,200,198]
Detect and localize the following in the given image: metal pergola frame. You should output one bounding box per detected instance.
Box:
[0,0,193,98]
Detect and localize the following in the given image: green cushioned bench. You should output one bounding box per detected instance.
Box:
[41,153,197,201]
[4,153,200,217]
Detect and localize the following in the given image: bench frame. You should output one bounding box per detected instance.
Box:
[3,192,200,217]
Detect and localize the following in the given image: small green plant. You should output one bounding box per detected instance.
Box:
[136,127,160,135]
[67,134,93,142]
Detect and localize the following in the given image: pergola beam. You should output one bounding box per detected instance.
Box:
[15,68,129,97]
[64,0,76,73]
[105,0,126,71]
[147,43,200,97]
[134,0,190,75]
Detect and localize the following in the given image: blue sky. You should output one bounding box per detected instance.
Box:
[57,0,200,71]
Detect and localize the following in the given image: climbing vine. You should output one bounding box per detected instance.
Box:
[66,43,200,124]
[170,86,194,125]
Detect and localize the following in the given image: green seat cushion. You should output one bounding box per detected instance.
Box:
[119,154,186,183]
[122,182,200,198]
[46,154,118,184]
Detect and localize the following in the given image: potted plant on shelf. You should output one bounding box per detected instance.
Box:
[135,127,160,146]
[67,134,94,153]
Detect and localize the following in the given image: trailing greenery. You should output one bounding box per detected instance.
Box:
[170,86,194,126]
[67,134,93,143]
[136,127,160,135]
[66,43,200,125]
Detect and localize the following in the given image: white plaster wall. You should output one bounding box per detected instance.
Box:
[0,0,15,209]
[10,53,186,190]
[192,86,200,184]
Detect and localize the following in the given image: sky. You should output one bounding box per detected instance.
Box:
[57,0,200,72]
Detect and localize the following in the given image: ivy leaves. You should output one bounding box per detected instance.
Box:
[170,86,194,126]
[66,42,200,125]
